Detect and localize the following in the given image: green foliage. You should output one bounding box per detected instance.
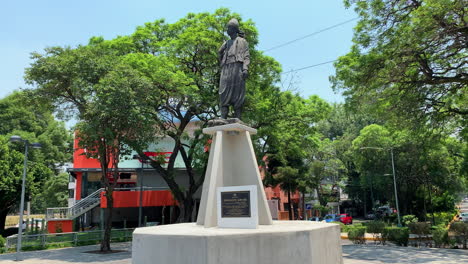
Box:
[342,223,363,233]
[428,211,457,226]
[383,227,409,246]
[32,173,69,213]
[348,226,366,244]
[402,215,418,227]
[312,204,330,217]
[0,92,70,233]
[0,235,5,248]
[366,221,386,234]
[366,221,386,244]
[432,226,450,248]
[333,0,467,130]
[449,222,468,249]
[408,222,431,236]
[409,222,431,246]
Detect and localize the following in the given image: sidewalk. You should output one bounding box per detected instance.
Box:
[0,241,467,263]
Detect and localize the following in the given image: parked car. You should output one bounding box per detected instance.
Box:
[309,217,322,222]
[323,214,340,223]
[365,211,376,220]
[338,213,353,225]
[459,212,468,222]
[377,206,393,217]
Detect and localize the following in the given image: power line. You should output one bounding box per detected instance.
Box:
[263,17,358,52]
[281,60,337,75]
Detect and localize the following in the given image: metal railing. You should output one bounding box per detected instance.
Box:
[46,187,170,220]
[5,228,134,250]
[46,188,103,220]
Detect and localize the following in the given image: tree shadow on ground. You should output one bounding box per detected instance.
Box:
[0,242,131,263]
[342,244,468,264]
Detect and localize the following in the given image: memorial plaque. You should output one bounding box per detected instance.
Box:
[217,185,258,229]
[221,191,251,218]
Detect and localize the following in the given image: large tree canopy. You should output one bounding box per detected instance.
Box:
[24,8,287,227]
[332,0,467,129]
[0,92,71,233]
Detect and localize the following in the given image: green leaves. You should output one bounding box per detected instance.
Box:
[334,0,467,130]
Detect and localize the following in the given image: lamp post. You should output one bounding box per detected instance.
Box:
[10,135,41,261]
[360,147,401,227]
[133,154,149,227]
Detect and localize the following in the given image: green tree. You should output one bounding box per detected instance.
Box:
[332,0,467,130]
[32,172,69,212]
[0,92,70,234]
[352,124,465,218]
[25,9,284,225]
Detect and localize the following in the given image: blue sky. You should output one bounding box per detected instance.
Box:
[0,0,356,103]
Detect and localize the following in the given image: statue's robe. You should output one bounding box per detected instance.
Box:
[218,36,250,111]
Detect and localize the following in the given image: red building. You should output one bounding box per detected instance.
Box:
[46,133,187,233]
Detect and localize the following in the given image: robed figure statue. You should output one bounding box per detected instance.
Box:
[218,18,250,120]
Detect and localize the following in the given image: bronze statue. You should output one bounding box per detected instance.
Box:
[218,18,250,120]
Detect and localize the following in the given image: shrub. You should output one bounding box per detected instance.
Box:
[432,226,449,248]
[0,236,5,253]
[408,222,431,247]
[383,227,409,246]
[348,226,366,244]
[402,215,418,226]
[366,221,386,244]
[427,211,457,226]
[342,223,363,233]
[449,222,468,249]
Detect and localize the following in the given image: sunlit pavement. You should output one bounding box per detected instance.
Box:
[0,241,467,264]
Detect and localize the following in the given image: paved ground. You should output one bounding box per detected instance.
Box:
[0,241,467,263]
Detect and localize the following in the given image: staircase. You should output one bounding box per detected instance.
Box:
[46,188,103,220]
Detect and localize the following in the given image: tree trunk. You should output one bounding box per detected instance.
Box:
[302,191,307,220]
[100,189,113,252]
[316,187,325,206]
[0,208,9,234]
[287,189,293,220]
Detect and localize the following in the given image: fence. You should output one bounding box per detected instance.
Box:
[5,228,134,251]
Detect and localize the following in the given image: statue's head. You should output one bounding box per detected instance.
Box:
[226,18,240,37]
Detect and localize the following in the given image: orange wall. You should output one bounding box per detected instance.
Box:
[73,134,102,169]
[100,190,177,208]
[47,220,73,233]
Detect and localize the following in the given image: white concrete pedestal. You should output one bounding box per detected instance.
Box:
[196,123,272,227]
[132,221,343,264]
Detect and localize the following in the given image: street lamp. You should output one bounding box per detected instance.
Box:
[10,135,41,261]
[133,154,149,227]
[360,147,401,227]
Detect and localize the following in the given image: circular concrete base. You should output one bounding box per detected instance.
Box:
[132,221,343,264]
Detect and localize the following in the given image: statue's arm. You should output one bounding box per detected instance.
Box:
[218,42,226,65]
[242,40,250,71]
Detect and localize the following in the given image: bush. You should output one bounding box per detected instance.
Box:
[366,221,386,233]
[0,236,5,253]
[449,222,468,249]
[408,222,431,247]
[427,211,456,226]
[382,213,398,225]
[402,215,418,226]
[366,221,386,244]
[342,223,363,233]
[348,226,366,244]
[383,227,409,246]
[432,226,449,248]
